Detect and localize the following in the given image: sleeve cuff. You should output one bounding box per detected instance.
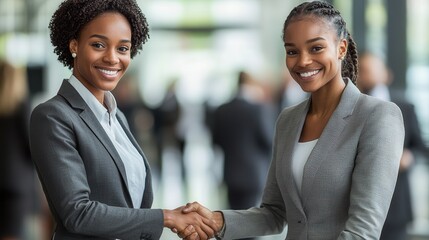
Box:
[214,213,226,240]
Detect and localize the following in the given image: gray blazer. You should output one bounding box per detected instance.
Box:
[30,80,163,240]
[221,80,405,240]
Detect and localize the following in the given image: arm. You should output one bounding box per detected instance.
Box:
[338,102,405,239]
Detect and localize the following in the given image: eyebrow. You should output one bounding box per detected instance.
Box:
[284,37,326,47]
[89,34,131,43]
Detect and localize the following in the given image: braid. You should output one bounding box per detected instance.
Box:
[282,1,358,85]
[343,32,359,85]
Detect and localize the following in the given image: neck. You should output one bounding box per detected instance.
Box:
[309,79,346,117]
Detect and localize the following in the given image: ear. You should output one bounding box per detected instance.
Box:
[69,39,78,55]
[338,38,348,60]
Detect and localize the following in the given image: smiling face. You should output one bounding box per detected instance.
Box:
[69,12,132,103]
[283,17,347,93]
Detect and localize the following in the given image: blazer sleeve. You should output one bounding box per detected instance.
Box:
[30,101,163,240]
[338,101,405,239]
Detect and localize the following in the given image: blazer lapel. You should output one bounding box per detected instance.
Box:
[301,79,360,205]
[57,80,131,197]
[281,100,310,216]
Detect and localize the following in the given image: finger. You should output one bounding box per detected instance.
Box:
[202,217,218,234]
[198,219,215,238]
[178,225,195,239]
[171,228,178,233]
[184,232,199,240]
[194,226,209,240]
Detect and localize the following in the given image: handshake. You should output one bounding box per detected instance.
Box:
[163,202,224,240]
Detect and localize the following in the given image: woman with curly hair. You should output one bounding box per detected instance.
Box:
[180,1,405,239]
[30,0,216,239]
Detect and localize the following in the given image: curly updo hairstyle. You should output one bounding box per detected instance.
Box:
[49,0,150,69]
[282,1,359,85]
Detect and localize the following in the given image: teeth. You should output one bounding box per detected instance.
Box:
[99,68,118,76]
[300,70,319,78]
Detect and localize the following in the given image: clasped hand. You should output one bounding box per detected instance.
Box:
[164,202,224,240]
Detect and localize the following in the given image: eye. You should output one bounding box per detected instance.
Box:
[118,46,130,53]
[285,49,298,56]
[311,46,324,52]
[91,42,104,49]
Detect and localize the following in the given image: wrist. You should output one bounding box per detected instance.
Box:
[162,209,174,228]
[213,211,225,234]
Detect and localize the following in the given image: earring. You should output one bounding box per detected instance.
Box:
[72,52,77,58]
[340,56,345,60]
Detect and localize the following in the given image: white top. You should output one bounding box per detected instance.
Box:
[291,139,318,195]
[68,75,146,208]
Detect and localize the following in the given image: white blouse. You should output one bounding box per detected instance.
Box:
[68,75,146,208]
[291,139,318,196]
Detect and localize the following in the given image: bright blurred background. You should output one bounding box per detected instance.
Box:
[1,0,429,239]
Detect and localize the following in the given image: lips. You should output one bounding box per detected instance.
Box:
[299,69,320,78]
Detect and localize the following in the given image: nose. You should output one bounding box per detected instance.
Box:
[297,52,312,66]
[103,49,120,65]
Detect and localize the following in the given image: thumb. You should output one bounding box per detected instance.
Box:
[182,202,199,213]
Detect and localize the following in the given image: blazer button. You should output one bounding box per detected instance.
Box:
[298,220,302,223]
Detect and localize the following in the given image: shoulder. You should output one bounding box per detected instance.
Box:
[357,93,402,118]
[31,95,75,127]
[355,94,404,137]
[32,95,69,116]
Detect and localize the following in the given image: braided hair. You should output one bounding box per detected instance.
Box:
[282,1,358,85]
[49,0,149,69]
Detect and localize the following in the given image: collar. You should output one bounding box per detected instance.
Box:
[68,75,118,122]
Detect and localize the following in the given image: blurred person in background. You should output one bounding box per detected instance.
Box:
[358,51,428,240]
[29,0,216,239]
[210,71,275,240]
[0,60,38,240]
[153,79,187,186]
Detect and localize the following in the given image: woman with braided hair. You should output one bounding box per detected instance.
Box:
[179,1,405,239]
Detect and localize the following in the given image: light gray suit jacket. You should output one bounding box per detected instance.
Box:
[221,79,405,240]
[30,80,163,240]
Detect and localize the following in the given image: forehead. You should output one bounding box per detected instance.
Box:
[284,17,337,44]
[80,12,131,38]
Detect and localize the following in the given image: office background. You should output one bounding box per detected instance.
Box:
[1,0,428,239]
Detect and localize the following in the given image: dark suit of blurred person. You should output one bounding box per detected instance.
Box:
[358,52,428,240]
[211,72,274,240]
[0,60,37,240]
